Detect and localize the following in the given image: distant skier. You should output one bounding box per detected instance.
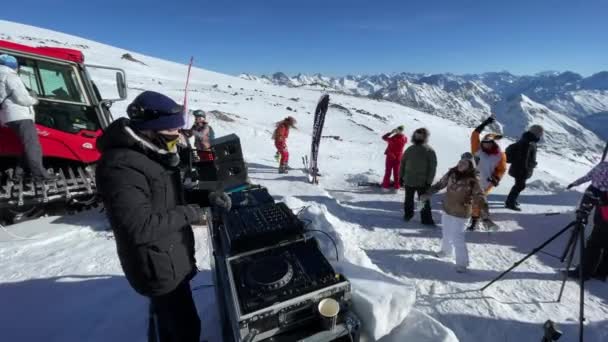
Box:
[96,91,232,342]
[566,161,608,281]
[191,110,215,161]
[469,116,506,230]
[273,116,296,174]
[382,125,407,192]
[399,128,437,225]
[0,54,52,181]
[420,152,488,273]
[504,125,544,211]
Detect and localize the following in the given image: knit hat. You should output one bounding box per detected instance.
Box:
[285,116,297,127]
[0,54,18,70]
[127,91,185,131]
[192,110,207,119]
[460,152,476,169]
[528,125,544,139]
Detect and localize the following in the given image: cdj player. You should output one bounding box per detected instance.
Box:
[219,237,357,342]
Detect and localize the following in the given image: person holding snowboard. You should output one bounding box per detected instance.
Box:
[190,110,215,161]
[400,128,437,225]
[420,152,488,273]
[96,91,232,342]
[273,116,296,174]
[382,125,408,192]
[469,116,506,231]
[565,161,608,281]
[504,125,544,211]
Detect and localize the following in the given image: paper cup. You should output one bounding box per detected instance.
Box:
[318,298,340,331]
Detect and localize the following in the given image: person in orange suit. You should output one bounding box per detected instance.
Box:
[469,116,506,231]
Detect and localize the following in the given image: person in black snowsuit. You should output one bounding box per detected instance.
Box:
[96,91,231,342]
[504,125,543,211]
[567,187,608,281]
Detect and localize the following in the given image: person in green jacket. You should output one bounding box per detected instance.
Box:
[399,128,437,225]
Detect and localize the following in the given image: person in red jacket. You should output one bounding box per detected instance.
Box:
[273,116,297,174]
[382,125,407,191]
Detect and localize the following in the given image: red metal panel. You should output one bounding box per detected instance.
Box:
[0,125,100,164]
[0,40,84,64]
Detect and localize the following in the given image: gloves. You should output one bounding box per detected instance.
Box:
[488,176,500,187]
[209,191,232,211]
[475,116,496,133]
[185,204,207,225]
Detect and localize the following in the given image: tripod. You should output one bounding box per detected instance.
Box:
[480,204,594,342]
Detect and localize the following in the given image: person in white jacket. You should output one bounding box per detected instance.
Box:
[0,54,51,181]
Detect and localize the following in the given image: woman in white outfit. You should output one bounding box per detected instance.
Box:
[421,152,488,273]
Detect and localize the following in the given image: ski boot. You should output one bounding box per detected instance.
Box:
[278,164,289,174]
[505,202,521,211]
[466,217,479,231]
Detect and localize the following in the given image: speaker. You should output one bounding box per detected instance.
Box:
[212,134,243,163]
[194,159,248,191]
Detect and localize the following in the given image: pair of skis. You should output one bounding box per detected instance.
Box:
[304,94,330,184]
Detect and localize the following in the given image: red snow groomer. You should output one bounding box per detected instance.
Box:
[0,40,127,224]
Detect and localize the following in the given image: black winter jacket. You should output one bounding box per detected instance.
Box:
[96,118,204,297]
[507,131,539,180]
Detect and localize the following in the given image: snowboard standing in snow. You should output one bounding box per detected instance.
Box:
[307,94,330,184]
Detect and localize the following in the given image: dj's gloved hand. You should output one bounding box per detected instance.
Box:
[487,176,500,187]
[209,191,232,211]
[185,204,207,225]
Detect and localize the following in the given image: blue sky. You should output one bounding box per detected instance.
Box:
[2,0,607,76]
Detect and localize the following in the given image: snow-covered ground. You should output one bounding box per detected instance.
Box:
[1,20,607,342]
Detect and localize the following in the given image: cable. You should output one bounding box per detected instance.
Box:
[295,205,311,217]
[305,229,339,262]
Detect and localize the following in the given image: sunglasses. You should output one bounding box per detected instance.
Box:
[127,104,184,121]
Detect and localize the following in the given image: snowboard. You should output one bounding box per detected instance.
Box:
[307,94,330,184]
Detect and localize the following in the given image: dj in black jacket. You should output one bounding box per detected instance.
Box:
[96,91,231,342]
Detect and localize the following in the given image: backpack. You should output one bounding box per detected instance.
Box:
[505,142,520,164]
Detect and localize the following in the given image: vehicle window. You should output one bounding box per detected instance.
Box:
[37,61,85,103]
[18,65,41,94]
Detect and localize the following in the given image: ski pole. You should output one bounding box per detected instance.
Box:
[183,56,194,127]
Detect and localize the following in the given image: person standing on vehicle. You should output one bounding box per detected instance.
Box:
[399,128,437,225]
[504,125,544,211]
[96,91,232,342]
[469,116,506,230]
[382,125,408,192]
[273,116,296,174]
[0,54,51,181]
[191,110,215,161]
[420,152,488,273]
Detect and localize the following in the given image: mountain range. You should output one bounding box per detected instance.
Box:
[240,71,608,154]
